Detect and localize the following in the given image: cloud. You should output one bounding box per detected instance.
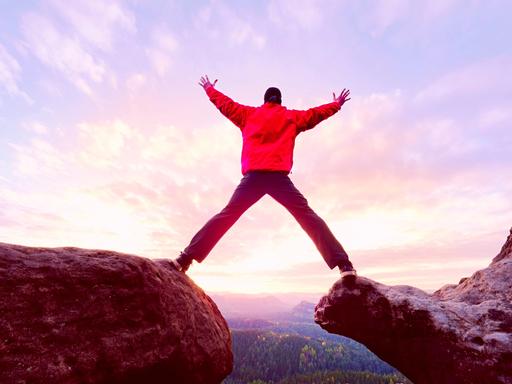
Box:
[0,44,31,102]
[479,106,512,129]
[20,1,135,94]
[196,0,266,49]
[358,0,410,37]
[49,0,136,51]
[77,119,136,167]
[8,138,67,176]
[356,0,463,38]
[22,121,49,135]
[415,55,512,104]
[146,25,179,77]
[290,59,512,253]
[411,55,512,170]
[299,54,512,188]
[21,13,105,95]
[267,0,323,30]
[125,73,147,95]
[3,117,242,255]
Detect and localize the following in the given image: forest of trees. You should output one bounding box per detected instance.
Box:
[244,371,409,384]
[223,329,412,384]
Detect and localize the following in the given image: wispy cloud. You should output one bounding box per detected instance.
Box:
[415,55,512,104]
[196,0,266,49]
[49,0,136,51]
[267,0,323,30]
[356,0,463,38]
[21,13,105,95]
[9,138,67,176]
[0,43,31,102]
[293,59,512,249]
[125,73,147,96]
[146,25,179,77]
[22,121,49,135]
[20,0,135,95]
[77,119,135,167]
[3,117,240,254]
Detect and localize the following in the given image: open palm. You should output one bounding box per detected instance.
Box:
[333,88,351,106]
[199,75,218,90]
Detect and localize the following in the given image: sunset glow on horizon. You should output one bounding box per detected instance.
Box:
[1,1,511,294]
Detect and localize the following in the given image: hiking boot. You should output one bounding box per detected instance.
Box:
[171,252,193,273]
[339,261,357,281]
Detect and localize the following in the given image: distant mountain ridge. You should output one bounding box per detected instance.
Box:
[209,292,322,319]
[209,293,289,318]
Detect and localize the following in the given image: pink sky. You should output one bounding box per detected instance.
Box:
[1,1,511,294]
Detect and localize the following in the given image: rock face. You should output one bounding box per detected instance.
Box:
[315,229,512,384]
[0,243,232,384]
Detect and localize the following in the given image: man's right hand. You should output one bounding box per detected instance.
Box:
[333,89,351,107]
[199,75,218,90]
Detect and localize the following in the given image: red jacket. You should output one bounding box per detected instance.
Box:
[206,87,341,175]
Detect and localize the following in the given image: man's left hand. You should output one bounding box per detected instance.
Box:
[199,75,218,90]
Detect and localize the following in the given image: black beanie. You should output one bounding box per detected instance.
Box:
[264,87,282,104]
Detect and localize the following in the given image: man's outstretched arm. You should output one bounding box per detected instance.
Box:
[294,88,351,132]
[199,75,254,129]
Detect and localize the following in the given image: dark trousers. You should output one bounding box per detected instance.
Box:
[183,171,350,269]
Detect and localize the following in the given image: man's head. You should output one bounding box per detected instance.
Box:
[264,87,282,104]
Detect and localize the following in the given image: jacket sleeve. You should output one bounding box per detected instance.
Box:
[206,87,254,130]
[292,101,341,133]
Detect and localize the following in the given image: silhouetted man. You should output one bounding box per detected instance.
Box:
[172,75,356,280]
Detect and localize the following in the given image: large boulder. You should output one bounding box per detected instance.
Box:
[0,243,232,384]
[315,228,512,384]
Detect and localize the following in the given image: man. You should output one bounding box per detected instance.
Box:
[172,75,356,280]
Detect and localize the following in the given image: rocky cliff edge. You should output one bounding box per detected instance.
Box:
[315,228,512,384]
[0,243,232,384]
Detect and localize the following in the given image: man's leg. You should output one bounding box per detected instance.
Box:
[182,173,265,264]
[268,175,352,270]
